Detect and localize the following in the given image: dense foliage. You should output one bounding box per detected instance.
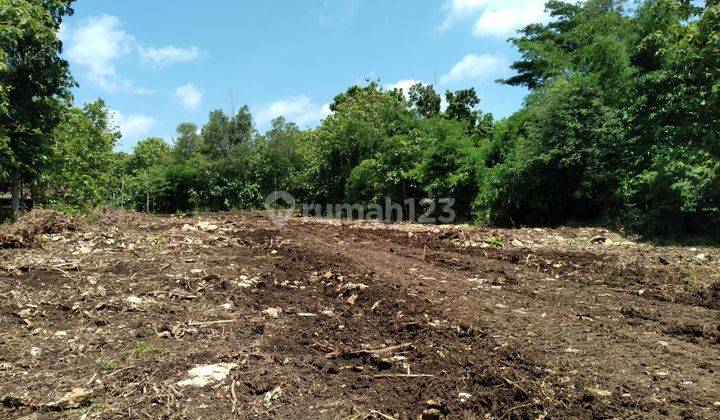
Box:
[0,0,74,219]
[1,0,718,236]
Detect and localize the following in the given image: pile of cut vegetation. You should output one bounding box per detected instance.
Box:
[0,210,77,249]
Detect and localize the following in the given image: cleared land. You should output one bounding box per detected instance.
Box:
[0,210,719,418]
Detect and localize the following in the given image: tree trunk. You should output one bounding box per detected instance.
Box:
[19,182,27,212]
[10,170,20,222]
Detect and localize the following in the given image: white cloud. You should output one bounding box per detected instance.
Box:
[65,14,206,93]
[472,0,549,37]
[255,95,331,128]
[386,79,422,93]
[440,0,549,37]
[440,0,487,31]
[109,109,156,146]
[440,53,507,85]
[65,14,148,93]
[139,46,207,68]
[175,83,203,111]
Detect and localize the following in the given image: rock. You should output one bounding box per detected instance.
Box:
[263,387,283,406]
[590,235,613,245]
[658,256,671,265]
[347,294,358,305]
[195,222,219,232]
[46,387,94,409]
[126,296,142,306]
[29,347,42,357]
[176,363,237,387]
[511,239,524,247]
[237,276,258,288]
[587,387,612,397]
[181,224,198,232]
[695,253,708,262]
[341,283,369,291]
[421,408,442,420]
[262,307,282,318]
[654,371,670,379]
[458,392,472,403]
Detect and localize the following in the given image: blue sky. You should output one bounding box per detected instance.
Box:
[60,0,548,152]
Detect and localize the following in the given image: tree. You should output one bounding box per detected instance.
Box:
[42,99,120,210]
[409,118,481,221]
[200,106,256,157]
[408,83,441,118]
[445,88,479,126]
[444,88,493,140]
[502,0,635,99]
[255,117,304,194]
[128,137,170,173]
[619,1,720,233]
[127,138,171,212]
[0,0,75,220]
[173,123,200,161]
[310,82,415,202]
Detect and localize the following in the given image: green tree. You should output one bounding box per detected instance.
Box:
[408,83,441,118]
[619,1,720,233]
[128,137,170,173]
[0,0,75,220]
[42,99,120,210]
[126,138,171,212]
[310,82,415,202]
[255,116,305,195]
[173,122,200,161]
[445,88,494,140]
[200,106,256,157]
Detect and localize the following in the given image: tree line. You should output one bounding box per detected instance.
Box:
[1,0,718,236]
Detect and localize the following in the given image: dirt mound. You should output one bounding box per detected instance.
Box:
[0,209,77,249]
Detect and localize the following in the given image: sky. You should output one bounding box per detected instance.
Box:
[59,0,549,152]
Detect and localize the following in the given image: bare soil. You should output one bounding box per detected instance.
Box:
[0,211,719,419]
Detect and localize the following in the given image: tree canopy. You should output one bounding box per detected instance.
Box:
[2,0,718,238]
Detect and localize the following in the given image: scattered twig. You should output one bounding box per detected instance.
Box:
[369,410,396,420]
[51,267,73,279]
[499,402,533,419]
[85,373,98,386]
[372,373,434,379]
[347,343,413,357]
[188,319,237,327]
[501,375,529,396]
[230,380,238,413]
[107,366,135,377]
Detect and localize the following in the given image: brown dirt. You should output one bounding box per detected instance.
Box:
[0,210,77,249]
[0,211,718,418]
